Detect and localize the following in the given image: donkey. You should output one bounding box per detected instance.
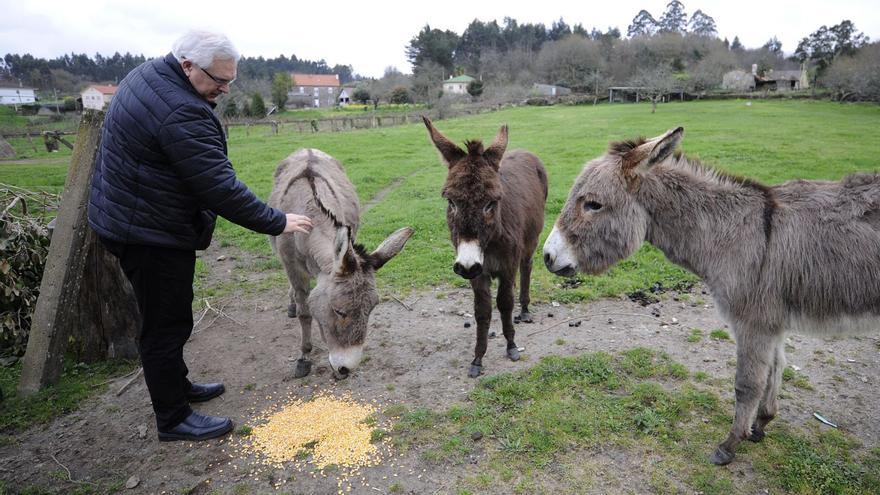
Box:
[269,149,413,380]
[423,117,548,378]
[543,127,880,465]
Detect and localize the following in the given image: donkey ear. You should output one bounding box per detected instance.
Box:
[370,227,414,271]
[624,127,684,176]
[484,124,508,165]
[333,226,359,276]
[423,116,465,167]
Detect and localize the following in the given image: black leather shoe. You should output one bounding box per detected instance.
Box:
[186,382,225,403]
[158,411,233,442]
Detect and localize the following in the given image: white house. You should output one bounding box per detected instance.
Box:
[81,85,117,110]
[0,87,36,105]
[442,75,476,95]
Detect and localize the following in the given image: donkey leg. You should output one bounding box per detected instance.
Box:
[711,330,776,465]
[750,341,786,442]
[290,271,314,378]
[469,275,493,378]
[497,276,520,361]
[517,256,534,323]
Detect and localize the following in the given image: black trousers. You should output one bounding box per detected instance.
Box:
[101,238,195,431]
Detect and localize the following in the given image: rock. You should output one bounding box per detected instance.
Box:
[548,313,554,318]
[607,318,614,324]
[137,425,147,439]
[488,331,496,338]
[551,301,560,307]
[471,431,483,441]
[216,255,226,261]
[125,475,140,489]
[464,321,471,328]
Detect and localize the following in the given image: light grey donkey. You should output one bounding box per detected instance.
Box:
[269,149,413,380]
[543,127,880,465]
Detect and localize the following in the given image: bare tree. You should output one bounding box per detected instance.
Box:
[629,67,678,113]
[536,36,604,93]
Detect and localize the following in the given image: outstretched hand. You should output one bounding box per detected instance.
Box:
[283,213,313,234]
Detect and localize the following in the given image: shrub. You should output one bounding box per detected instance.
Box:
[389,87,413,104]
[0,188,56,357]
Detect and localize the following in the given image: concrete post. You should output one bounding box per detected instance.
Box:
[18,110,104,395]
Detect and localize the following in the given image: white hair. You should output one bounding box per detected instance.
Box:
[171,30,240,69]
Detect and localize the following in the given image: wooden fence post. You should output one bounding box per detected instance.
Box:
[18,110,105,395]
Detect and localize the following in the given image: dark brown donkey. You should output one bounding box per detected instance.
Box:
[423,117,548,378]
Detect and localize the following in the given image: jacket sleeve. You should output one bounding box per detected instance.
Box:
[157,104,286,236]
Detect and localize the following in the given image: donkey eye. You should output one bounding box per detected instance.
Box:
[333,308,347,318]
[447,200,457,212]
[484,201,497,214]
[584,200,603,212]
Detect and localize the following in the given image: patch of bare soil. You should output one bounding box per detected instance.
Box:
[2,244,878,494]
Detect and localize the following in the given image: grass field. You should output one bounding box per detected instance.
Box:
[2,99,879,301]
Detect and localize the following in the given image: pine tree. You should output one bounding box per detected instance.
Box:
[688,9,717,37]
[658,0,687,34]
[627,10,658,37]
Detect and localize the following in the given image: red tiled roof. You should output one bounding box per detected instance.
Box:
[290,74,340,87]
[89,85,117,95]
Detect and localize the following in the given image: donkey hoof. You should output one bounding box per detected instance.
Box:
[518,312,534,323]
[748,428,766,443]
[468,364,482,378]
[294,359,312,378]
[507,347,520,361]
[709,447,735,466]
[287,303,297,318]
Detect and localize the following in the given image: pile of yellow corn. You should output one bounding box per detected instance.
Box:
[242,393,386,471]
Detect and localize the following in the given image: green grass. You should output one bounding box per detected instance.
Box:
[3,100,880,302]
[687,328,704,342]
[390,348,879,494]
[0,358,138,432]
[709,329,731,340]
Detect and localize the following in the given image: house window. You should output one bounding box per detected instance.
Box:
[299,87,304,94]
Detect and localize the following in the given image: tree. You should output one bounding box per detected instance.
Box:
[658,0,687,34]
[536,36,604,93]
[688,10,717,37]
[466,80,484,98]
[221,98,239,118]
[389,86,413,104]
[794,21,868,78]
[352,88,371,104]
[763,36,783,53]
[411,61,446,104]
[628,10,658,38]
[548,18,572,41]
[250,93,267,118]
[629,67,678,113]
[731,36,744,51]
[821,42,880,101]
[270,72,291,111]
[406,25,460,74]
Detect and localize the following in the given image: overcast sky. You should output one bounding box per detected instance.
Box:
[1,0,877,78]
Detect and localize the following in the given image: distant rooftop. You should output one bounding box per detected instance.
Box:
[445,75,476,83]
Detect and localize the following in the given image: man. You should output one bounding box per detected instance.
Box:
[88,31,312,442]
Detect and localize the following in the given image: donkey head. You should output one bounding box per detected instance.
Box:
[423,117,507,279]
[309,226,413,379]
[543,127,684,276]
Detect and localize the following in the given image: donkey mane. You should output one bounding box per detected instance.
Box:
[662,153,778,240]
[464,139,485,156]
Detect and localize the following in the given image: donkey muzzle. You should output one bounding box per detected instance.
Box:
[453,261,483,279]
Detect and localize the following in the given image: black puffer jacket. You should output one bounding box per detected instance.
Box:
[88,53,285,250]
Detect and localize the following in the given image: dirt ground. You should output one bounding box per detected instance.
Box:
[2,243,879,495]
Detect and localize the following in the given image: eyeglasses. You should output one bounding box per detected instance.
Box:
[198,65,236,86]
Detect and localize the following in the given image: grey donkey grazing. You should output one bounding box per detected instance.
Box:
[423,117,548,378]
[543,127,880,465]
[269,149,413,380]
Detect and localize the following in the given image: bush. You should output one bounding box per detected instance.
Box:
[525,97,551,106]
[0,188,56,357]
[250,93,267,118]
[389,87,413,104]
[62,97,76,112]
